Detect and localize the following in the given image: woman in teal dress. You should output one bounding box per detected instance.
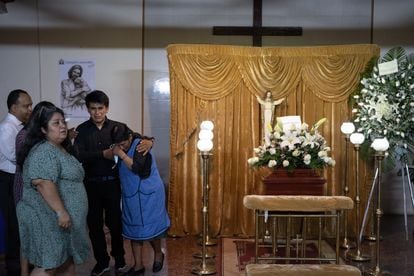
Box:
[111,124,170,275]
[16,105,89,275]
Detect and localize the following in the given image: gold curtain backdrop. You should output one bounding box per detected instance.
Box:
[167,44,380,237]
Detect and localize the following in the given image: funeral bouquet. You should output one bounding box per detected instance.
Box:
[351,46,414,167]
[248,118,335,171]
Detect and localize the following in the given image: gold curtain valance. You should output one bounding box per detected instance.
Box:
[167,44,379,101]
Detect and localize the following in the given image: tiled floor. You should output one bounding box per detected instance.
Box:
[346,214,414,275]
[1,215,414,275]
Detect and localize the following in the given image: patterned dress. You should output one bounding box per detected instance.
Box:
[16,141,89,269]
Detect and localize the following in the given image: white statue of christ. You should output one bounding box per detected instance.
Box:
[257,91,284,146]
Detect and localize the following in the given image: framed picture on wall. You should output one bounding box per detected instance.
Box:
[58,59,95,119]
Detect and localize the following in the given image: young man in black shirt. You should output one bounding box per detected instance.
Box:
[74,90,153,276]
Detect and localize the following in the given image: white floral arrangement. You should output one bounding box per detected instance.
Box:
[248,118,335,171]
[351,46,414,166]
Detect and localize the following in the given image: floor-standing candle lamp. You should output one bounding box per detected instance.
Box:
[192,120,216,275]
[348,132,370,262]
[198,125,217,245]
[194,123,217,259]
[364,160,379,242]
[340,122,356,249]
[365,138,391,276]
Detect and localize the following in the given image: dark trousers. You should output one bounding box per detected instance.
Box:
[84,178,125,265]
[0,171,20,275]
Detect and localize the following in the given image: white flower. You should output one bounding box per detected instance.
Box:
[318,151,327,157]
[268,160,277,168]
[248,118,334,170]
[280,132,301,150]
[247,157,259,165]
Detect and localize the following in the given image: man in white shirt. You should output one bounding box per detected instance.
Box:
[0,89,32,276]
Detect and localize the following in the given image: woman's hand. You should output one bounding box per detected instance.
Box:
[111,144,124,156]
[57,210,71,229]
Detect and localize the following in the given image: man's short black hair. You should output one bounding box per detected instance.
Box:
[7,89,29,110]
[85,90,109,108]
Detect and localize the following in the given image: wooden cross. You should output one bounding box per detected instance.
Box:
[213,0,302,46]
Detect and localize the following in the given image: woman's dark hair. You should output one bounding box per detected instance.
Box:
[111,123,152,147]
[85,90,109,108]
[111,123,133,144]
[67,64,83,78]
[17,104,74,166]
[23,101,55,131]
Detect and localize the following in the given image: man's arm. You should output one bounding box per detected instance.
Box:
[112,144,152,179]
[136,138,154,156]
[0,124,17,164]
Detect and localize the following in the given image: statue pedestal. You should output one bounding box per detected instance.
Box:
[263,169,325,196]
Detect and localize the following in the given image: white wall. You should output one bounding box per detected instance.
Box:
[1,0,414,214]
[0,0,143,130]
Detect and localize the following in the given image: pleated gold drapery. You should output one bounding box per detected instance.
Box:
[167,44,380,237]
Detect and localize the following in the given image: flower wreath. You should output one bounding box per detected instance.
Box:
[351,46,414,169]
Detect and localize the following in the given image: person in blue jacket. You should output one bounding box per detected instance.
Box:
[111,124,170,275]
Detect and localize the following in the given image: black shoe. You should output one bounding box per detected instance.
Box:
[91,263,110,276]
[152,252,164,273]
[115,257,128,273]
